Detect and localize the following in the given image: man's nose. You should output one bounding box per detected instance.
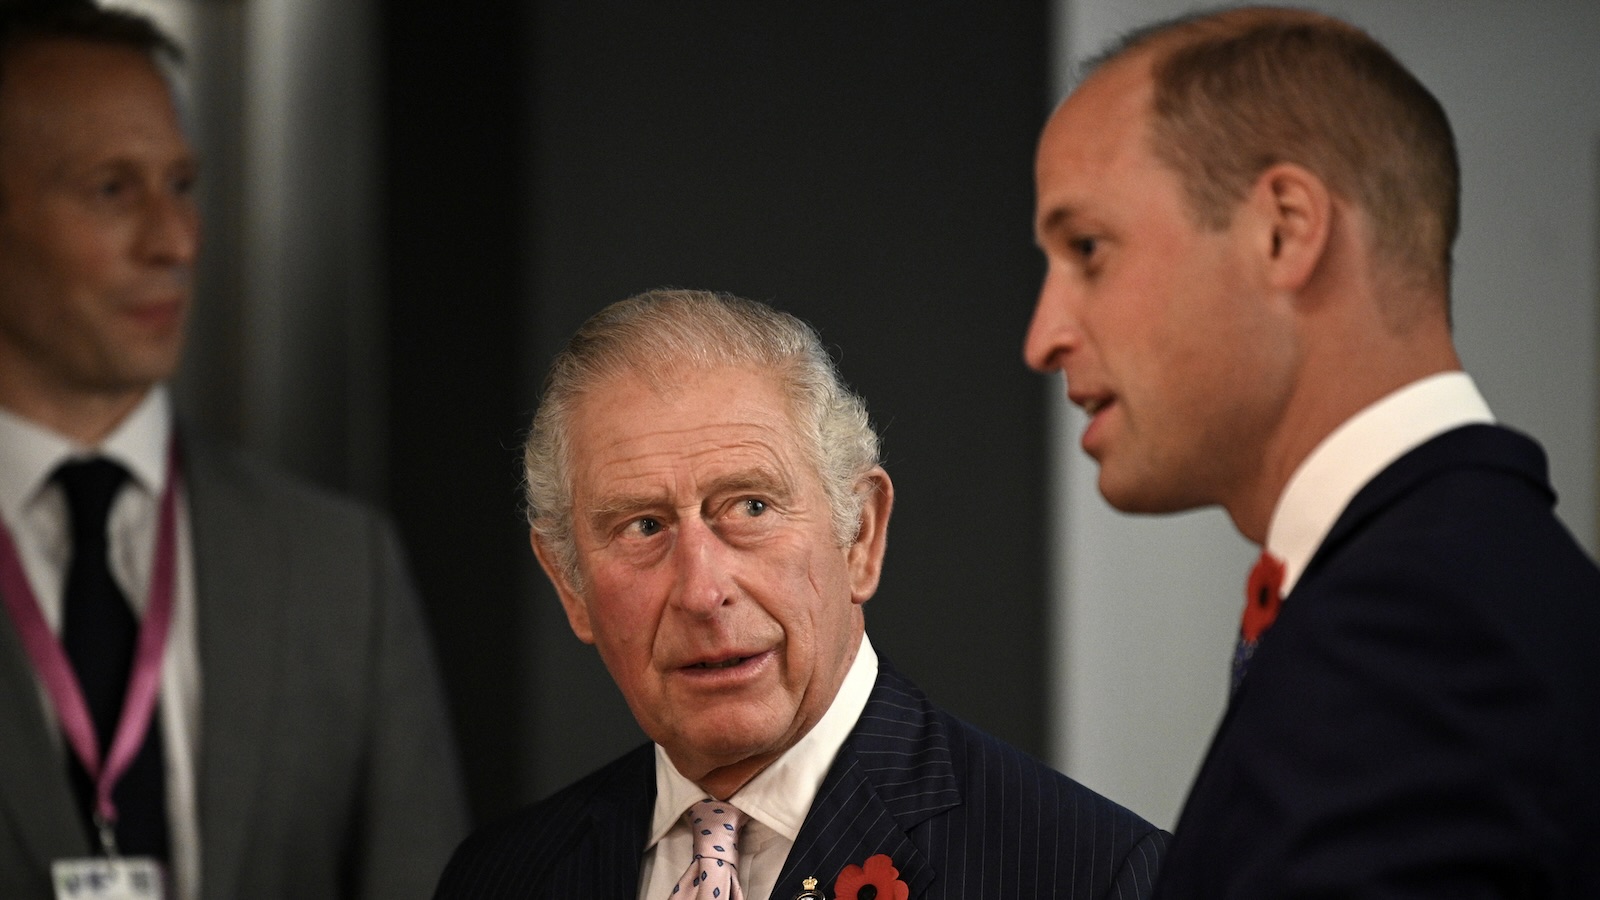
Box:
[1023,265,1080,372]
[670,516,734,617]
[137,188,201,267]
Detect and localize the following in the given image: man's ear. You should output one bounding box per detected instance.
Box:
[845,467,893,605]
[531,528,595,644]
[1250,161,1332,293]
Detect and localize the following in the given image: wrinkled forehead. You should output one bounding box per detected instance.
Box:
[586,357,805,426]
[563,362,819,502]
[569,361,805,451]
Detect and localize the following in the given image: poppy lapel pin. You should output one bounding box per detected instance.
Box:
[832,853,910,900]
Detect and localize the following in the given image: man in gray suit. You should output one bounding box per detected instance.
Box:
[0,2,467,897]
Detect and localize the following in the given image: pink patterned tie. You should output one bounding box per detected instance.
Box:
[670,798,746,899]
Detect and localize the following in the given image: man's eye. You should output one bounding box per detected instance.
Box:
[629,517,662,536]
[741,499,767,517]
[1071,236,1098,259]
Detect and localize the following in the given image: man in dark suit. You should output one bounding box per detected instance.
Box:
[436,289,1166,899]
[1025,6,1600,897]
[0,3,467,896]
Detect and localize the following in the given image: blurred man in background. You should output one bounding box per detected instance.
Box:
[0,3,466,897]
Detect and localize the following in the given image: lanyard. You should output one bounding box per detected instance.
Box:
[0,439,179,856]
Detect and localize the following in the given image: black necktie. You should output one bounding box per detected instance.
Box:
[56,458,168,860]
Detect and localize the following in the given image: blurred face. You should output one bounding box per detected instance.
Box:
[0,39,199,422]
[536,364,891,793]
[1024,57,1294,515]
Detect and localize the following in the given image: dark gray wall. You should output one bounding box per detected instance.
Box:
[379,3,536,822]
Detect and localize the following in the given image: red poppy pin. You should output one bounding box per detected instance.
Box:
[832,853,910,900]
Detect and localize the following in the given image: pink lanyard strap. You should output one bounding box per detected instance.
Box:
[0,438,179,848]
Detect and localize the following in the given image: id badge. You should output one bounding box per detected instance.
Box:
[51,857,166,900]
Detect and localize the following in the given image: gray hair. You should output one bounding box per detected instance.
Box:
[524,289,882,584]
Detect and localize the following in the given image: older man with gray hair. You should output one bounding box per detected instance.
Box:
[436,289,1166,899]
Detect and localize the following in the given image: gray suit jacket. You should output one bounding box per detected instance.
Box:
[0,435,468,898]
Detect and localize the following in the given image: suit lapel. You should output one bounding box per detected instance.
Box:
[1181,425,1550,833]
[183,440,283,896]
[550,746,654,897]
[1304,424,1545,590]
[593,752,654,898]
[773,665,959,899]
[0,611,89,865]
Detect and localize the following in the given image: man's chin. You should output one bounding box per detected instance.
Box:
[668,714,794,775]
[107,344,186,391]
[1097,469,1203,516]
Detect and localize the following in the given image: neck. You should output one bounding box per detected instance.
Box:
[688,752,776,802]
[0,382,150,446]
[1225,283,1460,545]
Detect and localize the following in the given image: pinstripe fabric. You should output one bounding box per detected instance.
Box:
[432,742,654,898]
[434,663,1167,899]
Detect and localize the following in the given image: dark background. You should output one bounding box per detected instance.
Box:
[374,1,1051,823]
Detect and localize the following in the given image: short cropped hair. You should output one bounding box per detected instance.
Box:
[524,289,882,585]
[1092,7,1459,294]
[0,0,182,76]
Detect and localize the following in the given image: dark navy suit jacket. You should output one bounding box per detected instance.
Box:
[1156,425,1600,898]
[436,663,1167,899]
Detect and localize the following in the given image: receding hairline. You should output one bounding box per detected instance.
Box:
[557,352,821,460]
[1080,6,1362,79]
[1062,5,1458,296]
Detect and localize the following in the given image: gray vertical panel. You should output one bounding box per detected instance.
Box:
[128,0,385,497]
[241,0,383,495]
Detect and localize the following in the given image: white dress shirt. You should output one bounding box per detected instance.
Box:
[638,634,879,900]
[0,388,202,899]
[1264,372,1495,596]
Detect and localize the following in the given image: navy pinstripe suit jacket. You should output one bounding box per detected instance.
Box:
[435,663,1167,899]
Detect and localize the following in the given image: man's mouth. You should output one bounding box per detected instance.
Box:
[689,656,751,670]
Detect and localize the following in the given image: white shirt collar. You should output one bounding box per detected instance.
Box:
[0,387,172,522]
[1265,372,1493,595]
[648,633,879,846]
